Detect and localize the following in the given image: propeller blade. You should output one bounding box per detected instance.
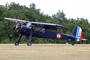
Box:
[10,25,16,37]
[9,23,22,37]
[10,34,12,37]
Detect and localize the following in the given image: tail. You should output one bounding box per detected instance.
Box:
[70,26,86,41]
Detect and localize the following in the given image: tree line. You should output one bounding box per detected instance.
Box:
[0,2,89,44]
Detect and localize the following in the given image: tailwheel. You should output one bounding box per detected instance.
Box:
[15,42,19,46]
[71,41,74,46]
[72,43,74,46]
[27,42,32,46]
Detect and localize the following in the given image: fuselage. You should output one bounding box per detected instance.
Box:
[19,25,70,40]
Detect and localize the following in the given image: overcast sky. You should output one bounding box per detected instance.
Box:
[0,0,90,22]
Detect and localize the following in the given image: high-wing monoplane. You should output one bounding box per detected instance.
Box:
[4,18,86,46]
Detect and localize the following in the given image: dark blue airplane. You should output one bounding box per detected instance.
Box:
[4,18,86,46]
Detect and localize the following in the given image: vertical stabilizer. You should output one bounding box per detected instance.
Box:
[70,26,83,41]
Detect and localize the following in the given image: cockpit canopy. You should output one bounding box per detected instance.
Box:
[26,22,32,29]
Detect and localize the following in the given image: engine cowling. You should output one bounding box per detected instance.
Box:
[15,23,22,32]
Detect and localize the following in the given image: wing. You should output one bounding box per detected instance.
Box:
[4,18,28,24]
[4,17,69,30]
[31,22,69,30]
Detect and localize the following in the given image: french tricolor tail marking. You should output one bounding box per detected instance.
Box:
[80,31,83,41]
[75,26,83,41]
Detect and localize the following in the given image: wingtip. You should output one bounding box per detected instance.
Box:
[64,27,69,30]
[4,17,9,20]
[4,17,6,19]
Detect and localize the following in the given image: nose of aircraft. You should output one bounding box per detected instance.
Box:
[15,23,22,32]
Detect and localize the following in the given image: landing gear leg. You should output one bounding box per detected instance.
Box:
[27,29,32,46]
[15,34,22,46]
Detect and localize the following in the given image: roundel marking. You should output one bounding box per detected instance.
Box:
[56,33,61,39]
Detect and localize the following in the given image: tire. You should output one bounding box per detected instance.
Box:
[27,42,32,46]
[15,42,19,46]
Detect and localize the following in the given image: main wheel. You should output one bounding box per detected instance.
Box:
[15,42,19,46]
[27,42,32,46]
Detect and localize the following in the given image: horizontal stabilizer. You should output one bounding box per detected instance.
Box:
[81,39,87,40]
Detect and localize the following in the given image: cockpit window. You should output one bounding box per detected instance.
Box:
[32,25,45,33]
[26,22,32,29]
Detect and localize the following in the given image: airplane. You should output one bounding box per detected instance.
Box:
[4,17,86,46]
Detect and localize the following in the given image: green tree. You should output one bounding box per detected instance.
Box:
[30,3,36,9]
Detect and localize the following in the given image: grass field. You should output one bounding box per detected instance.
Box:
[0,44,90,60]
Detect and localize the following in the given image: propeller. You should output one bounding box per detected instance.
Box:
[10,23,22,37]
[10,25,16,37]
